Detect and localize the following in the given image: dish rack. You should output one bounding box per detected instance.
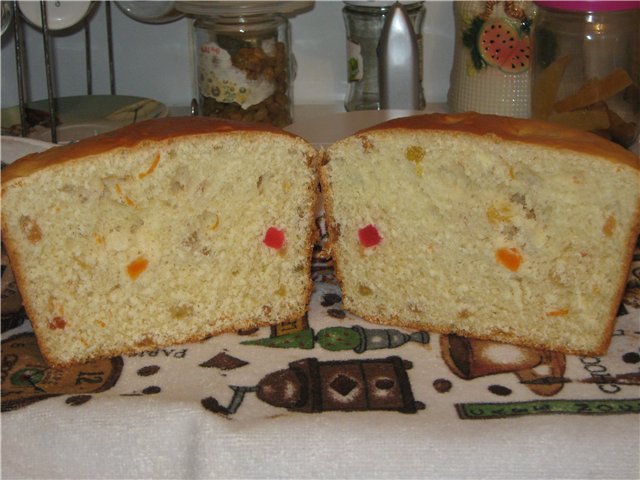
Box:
[8,1,119,143]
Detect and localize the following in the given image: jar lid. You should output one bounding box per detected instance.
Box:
[177,1,313,17]
[344,1,423,7]
[534,1,640,12]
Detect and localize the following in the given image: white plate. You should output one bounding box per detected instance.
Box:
[1,135,54,165]
[115,1,183,24]
[18,1,94,31]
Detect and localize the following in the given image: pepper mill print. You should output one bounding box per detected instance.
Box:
[241,325,429,352]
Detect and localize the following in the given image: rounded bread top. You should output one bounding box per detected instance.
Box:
[1,116,301,185]
[355,112,640,172]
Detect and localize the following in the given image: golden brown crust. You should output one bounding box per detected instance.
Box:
[1,116,299,185]
[356,112,640,171]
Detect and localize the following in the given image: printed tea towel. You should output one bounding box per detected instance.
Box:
[2,227,639,479]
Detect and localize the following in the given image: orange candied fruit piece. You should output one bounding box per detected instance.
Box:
[545,308,570,317]
[495,247,522,272]
[20,216,43,244]
[139,153,161,179]
[127,256,149,280]
[49,316,67,330]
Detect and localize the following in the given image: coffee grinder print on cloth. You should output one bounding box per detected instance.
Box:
[201,356,425,416]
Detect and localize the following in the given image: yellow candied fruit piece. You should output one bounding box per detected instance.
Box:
[405,145,425,176]
[602,215,616,237]
[405,145,425,163]
[358,284,373,296]
[210,213,220,231]
[275,286,287,297]
[170,304,194,319]
[486,202,513,225]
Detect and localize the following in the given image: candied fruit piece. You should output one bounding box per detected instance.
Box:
[496,247,522,272]
[139,153,161,179]
[127,256,149,280]
[358,224,382,247]
[358,284,373,296]
[405,145,425,163]
[602,215,616,237]
[405,145,425,176]
[115,184,136,207]
[170,304,194,319]
[49,316,66,330]
[263,227,285,250]
[486,202,513,224]
[20,216,42,244]
[210,213,220,231]
[545,308,569,317]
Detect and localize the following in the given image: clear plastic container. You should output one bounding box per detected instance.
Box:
[342,1,425,111]
[531,1,639,147]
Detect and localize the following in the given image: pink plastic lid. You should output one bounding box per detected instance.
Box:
[535,1,640,11]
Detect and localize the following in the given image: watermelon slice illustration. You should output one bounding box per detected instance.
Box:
[477,19,531,74]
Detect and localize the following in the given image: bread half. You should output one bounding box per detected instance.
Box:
[320,112,640,355]
[2,117,319,366]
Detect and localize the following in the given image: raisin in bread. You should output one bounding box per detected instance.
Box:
[320,112,640,356]
[2,117,319,366]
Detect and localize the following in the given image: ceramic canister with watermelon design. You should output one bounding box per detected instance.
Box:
[447,1,536,118]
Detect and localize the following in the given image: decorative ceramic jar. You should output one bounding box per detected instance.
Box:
[448,1,536,118]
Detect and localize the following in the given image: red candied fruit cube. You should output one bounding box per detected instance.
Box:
[358,224,382,247]
[263,227,286,250]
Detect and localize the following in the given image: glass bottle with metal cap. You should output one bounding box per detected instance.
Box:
[343,1,426,111]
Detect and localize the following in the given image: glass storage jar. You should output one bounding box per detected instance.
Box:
[531,1,639,147]
[179,2,301,127]
[343,1,426,111]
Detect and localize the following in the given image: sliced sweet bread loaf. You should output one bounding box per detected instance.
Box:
[1,117,319,366]
[320,112,640,355]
